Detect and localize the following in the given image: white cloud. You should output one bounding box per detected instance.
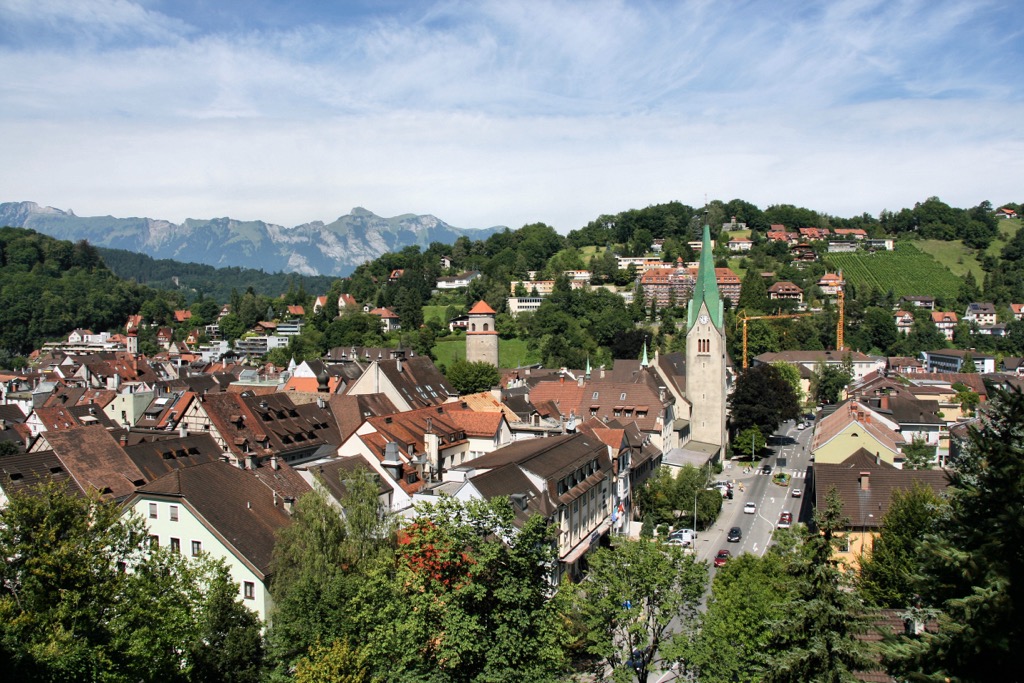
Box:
[0,0,1022,231]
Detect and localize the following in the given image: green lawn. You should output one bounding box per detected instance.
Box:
[432,336,540,369]
[422,305,449,325]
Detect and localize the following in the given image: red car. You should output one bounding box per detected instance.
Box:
[714,549,731,567]
[778,512,793,529]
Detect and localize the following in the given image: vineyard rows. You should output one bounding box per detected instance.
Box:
[826,242,962,300]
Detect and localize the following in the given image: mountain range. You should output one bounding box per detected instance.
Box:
[0,201,506,277]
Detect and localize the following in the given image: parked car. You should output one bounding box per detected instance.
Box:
[778,511,793,529]
[743,502,756,514]
[727,526,742,542]
[663,537,691,548]
[797,422,806,430]
[792,488,802,498]
[714,549,732,567]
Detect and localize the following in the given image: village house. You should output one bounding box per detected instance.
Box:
[767,281,804,304]
[930,311,958,341]
[814,449,948,569]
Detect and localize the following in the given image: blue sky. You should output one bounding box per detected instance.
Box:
[1,0,1021,232]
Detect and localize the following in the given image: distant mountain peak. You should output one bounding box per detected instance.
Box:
[0,201,506,277]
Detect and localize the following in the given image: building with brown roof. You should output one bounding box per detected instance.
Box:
[181,391,338,468]
[336,402,511,511]
[814,449,948,568]
[810,401,906,467]
[767,280,804,303]
[437,432,615,584]
[123,459,308,622]
[28,426,148,500]
[344,352,457,411]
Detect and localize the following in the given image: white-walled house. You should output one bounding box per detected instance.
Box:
[122,460,307,623]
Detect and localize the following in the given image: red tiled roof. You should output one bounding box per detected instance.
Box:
[468,300,496,315]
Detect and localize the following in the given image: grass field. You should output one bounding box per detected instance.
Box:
[432,336,540,369]
[826,242,963,300]
[422,305,449,325]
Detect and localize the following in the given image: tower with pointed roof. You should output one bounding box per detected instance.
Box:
[685,223,728,452]
[466,300,499,367]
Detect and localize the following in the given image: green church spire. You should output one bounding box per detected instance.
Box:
[687,223,723,330]
[641,339,649,368]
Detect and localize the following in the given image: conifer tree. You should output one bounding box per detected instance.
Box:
[885,388,1024,681]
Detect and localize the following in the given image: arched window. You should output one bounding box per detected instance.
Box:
[471,323,476,331]
[483,323,489,331]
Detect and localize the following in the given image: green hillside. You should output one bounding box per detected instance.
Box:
[825,242,963,300]
[912,218,1021,282]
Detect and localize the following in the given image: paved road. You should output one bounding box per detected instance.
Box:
[694,416,816,571]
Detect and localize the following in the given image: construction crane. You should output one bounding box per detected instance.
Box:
[739,288,846,369]
[739,311,812,370]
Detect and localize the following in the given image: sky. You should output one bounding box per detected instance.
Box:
[1,0,1022,233]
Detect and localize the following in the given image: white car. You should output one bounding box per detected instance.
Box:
[743,502,757,514]
[797,422,806,430]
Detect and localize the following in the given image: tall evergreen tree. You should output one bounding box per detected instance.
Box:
[885,388,1024,681]
[763,488,871,682]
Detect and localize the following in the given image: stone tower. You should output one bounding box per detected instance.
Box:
[685,223,728,452]
[465,300,499,367]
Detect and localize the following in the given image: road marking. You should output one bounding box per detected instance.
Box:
[752,543,758,553]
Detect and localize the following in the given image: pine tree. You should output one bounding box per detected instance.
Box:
[762,487,872,682]
[885,388,1024,681]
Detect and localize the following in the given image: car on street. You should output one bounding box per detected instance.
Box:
[792,488,802,498]
[797,422,806,430]
[714,549,732,567]
[727,526,742,542]
[761,464,772,475]
[778,512,793,529]
[663,537,691,548]
[743,502,757,514]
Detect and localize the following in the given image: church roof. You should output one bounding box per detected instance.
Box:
[687,224,723,330]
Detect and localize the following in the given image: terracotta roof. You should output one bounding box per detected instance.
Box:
[811,401,905,455]
[468,300,496,315]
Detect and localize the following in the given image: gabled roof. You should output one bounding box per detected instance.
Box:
[122,432,225,482]
[41,427,147,500]
[130,461,298,579]
[0,450,84,499]
[370,355,457,408]
[328,393,399,442]
[814,448,949,529]
[811,401,905,454]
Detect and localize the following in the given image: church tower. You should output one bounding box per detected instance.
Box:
[466,300,499,367]
[685,223,728,452]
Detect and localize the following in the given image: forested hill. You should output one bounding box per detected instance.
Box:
[96,247,337,302]
[0,228,150,360]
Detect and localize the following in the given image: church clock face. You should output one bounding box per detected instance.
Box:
[698,313,709,325]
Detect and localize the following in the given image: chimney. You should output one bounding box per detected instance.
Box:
[283,496,295,514]
[271,455,279,471]
[425,432,440,476]
[880,394,890,411]
[859,471,870,491]
[119,432,128,447]
[179,423,187,438]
